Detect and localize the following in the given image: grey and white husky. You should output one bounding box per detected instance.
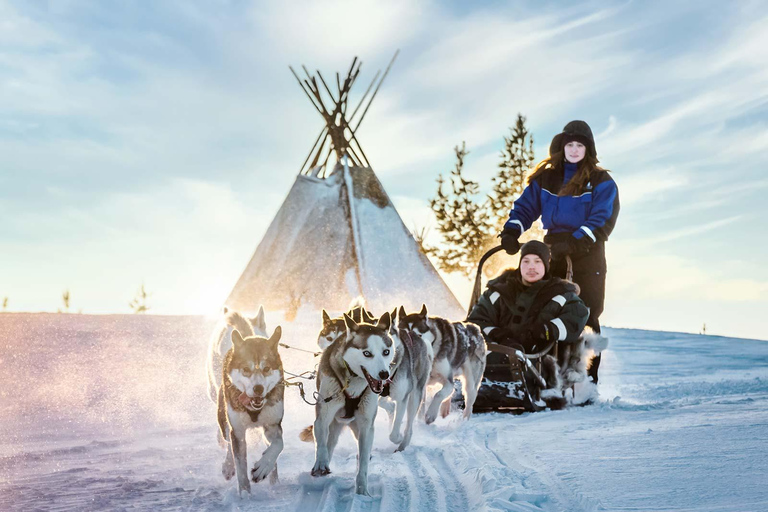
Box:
[316,305,376,351]
[302,311,395,496]
[378,308,434,451]
[217,325,284,494]
[206,306,267,404]
[398,305,486,423]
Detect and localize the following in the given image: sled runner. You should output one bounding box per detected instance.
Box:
[463,246,575,414]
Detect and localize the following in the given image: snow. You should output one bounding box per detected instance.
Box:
[2,312,768,511]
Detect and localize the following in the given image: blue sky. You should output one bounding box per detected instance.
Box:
[1,0,767,340]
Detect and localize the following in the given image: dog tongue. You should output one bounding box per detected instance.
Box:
[238,393,252,406]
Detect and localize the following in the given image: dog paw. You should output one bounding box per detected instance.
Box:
[425,411,437,424]
[389,430,404,445]
[222,461,235,480]
[439,400,451,418]
[311,462,331,477]
[251,458,276,483]
[355,480,370,496]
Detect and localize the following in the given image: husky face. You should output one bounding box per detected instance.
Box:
[397,304,433,343]
[342,312,394,394]
[317,307,376,351]
[229,327,283,411]
[317,310,346,350]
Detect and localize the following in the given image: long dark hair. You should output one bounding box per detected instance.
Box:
[527,150,609,196]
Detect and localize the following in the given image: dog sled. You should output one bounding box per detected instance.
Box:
[463,246,585,414]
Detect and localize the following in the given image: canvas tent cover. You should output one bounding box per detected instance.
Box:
[226,164,464,319]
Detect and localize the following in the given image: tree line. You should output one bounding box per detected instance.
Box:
[421,113,541,277]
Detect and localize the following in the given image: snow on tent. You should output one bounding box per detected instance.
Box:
[226,53,464,319]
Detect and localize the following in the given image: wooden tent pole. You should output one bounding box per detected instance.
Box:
[353,50,399,132]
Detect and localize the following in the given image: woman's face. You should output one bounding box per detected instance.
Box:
[520,255,546,284]
[564,141,586,163]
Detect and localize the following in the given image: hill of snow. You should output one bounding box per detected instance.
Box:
[1,312,767,511]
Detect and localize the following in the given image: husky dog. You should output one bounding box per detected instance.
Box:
[303,311,394,496]
[217,326,284,494]
[207,306,267,404]
[560,329,609,404]
[526,327,610,409]
[316,304,376,351]
[398,305,486,423]
[378,308,433,451]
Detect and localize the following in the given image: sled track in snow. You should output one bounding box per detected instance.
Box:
[480,429,603,512]
[292,445,470,512]
[295,473,383,512]
[398,447,470,512]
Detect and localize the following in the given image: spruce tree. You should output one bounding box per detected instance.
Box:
[129,284,151,314]
[488,113,535,230]
[428,143,494,276]
[428,115,540,278]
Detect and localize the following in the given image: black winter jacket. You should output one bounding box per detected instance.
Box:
[468,269,589,345]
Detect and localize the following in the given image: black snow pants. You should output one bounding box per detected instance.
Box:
[549,240,606,383]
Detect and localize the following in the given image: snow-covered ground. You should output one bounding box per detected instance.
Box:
[1,312,767,511]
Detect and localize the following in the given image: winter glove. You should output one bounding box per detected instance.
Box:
[549,241,571,262]
[519,322,557,353]
[487,327,517,345]
[550,235,592,262]
[570,235,593,257]
[528,321,556,342]
[499,228,521,255]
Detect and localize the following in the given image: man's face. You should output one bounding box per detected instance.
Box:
[520,254,546,284]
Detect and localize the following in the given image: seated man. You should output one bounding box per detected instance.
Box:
[468,240,589,410]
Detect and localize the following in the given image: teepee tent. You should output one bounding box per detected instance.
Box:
[226,54,464,319]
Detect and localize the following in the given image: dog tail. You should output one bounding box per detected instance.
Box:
[583,331,609,354]
[299,425,314,443]
[225,310,255,338]
[347,296,367,311]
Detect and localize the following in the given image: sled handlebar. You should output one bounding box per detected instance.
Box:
[467,245,505,317]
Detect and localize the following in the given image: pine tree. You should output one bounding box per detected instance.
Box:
[488,113,535,230]
[129,284,151,314]
[428,142,494,276]
[428,116,540,278]
[59,290,70,313]
[410,224,432,257]
[2,297,7,311]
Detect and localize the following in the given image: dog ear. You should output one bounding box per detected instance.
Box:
[389,309,398,334]
[222,306,229,315]
[231,329,245,347]
[419,304,428,317]
[375,311,391,332]
[252,305,267,333]
[267,325,282,348]
[398,305,407,319]
[322,309,332,325]
[343,312,359,334]
[363,308,375,324]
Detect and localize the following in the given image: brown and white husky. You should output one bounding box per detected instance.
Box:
[217,324,284,495]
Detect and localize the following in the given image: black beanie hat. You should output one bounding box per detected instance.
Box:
[548,120,596,157]
[520,240,551,275]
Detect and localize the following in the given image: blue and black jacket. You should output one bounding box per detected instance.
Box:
[503,163,619,244]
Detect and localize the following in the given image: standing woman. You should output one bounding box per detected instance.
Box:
[499,120,619,383]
